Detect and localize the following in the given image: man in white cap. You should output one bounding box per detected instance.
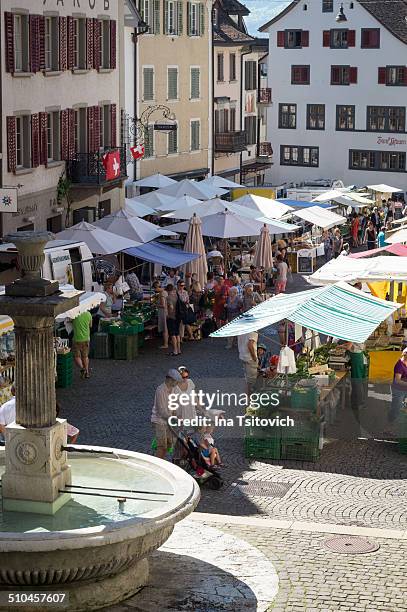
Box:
[151,369,182,459]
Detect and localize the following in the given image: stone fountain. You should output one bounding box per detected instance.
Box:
[0,232,200,611]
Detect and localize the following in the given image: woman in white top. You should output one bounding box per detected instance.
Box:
[176,366,197,424]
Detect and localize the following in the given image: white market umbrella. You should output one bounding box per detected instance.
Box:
[182,214,208,288]
[385,228,407,244]
[233,194,293,219]
[312,188,350,202]
[95,209,176,243]
[155,194,202,213]
[132,191,178,210]
[253,224,273,270]
[157,178,226,200]
[55,221,138,254]
[367,184,403,194]
[162,198,229,219]
[201,176,243,189]
[132,173,176,188]
[125,198,155,217]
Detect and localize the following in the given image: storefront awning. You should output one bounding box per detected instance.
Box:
[211,282,400,343]
[123,241,201,267]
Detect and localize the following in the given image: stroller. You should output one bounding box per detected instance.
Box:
[173,429,223,491]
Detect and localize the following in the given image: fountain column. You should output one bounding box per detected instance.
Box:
[0,232,79,514]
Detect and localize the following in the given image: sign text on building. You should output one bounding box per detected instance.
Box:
[43,0,110,9]
[377,136,407,147]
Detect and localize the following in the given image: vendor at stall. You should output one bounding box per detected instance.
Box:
[389,348,407,424]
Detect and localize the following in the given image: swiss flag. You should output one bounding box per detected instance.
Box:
[130,144,145,160]
[102,150,121,181]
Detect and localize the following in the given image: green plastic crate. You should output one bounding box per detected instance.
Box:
[244,436,281,460]
[281,415,320,440]
[109,323,140,336]
[91,333,111,359]
[56,352,73,363]
[137,331,145,348]
[56,371,73,388]
[112,334,138,360]
[281,438,320,462]
[291,386,318,412]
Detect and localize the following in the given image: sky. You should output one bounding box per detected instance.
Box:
[244,0,292,35]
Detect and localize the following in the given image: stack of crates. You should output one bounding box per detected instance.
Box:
[112,334,138,360]
[244,416,282,460]
[398,407,407,454]
[91,333,111,359]
[281,414,321,462]
[56,351,73,388]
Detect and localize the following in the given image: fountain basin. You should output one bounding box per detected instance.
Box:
[0,446,200,611]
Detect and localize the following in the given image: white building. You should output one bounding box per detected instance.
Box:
[260,0,407,190]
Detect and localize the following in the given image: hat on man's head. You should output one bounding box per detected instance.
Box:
[167,369,183,382]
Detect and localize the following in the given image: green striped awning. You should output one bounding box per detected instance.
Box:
[211,282,400,343]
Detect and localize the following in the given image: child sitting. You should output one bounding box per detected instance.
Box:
[193,426,222,467]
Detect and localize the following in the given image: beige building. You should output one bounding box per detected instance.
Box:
[0,0,139,236]
[129,0,213,182]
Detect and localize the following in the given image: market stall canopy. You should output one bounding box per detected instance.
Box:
[123,241,200,267]
[162,198,293,224]
[155,194,202,212]
[308,254,407,285]
[168,210,298,238]
[385,228,407,244]
[94,209,176,243]
[367,184,403,194]
[276,199,333,209]
[291,206,346,230]
[233,194,293,219]
[55,221,139,255]
[201,176,242,189]
[55,291,106,322]
[129,191,177,210]
[349,244,407,258]
[157,179,227,200]
[211,282,400,344]
[132,173,176,188]
[312,189,350,202]
[124,198,156,217]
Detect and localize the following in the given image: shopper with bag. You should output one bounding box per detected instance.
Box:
[166,284,182,356]
[176,280,195,341]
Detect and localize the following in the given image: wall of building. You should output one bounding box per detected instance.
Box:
[265,0,407,189]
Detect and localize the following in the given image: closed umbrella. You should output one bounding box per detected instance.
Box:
[253,224,273,270]
[182,214,208,289]
[125,198,155,217]
[94,209,176,243]
[55,221,138,254]
[132,173,176,188]
[155,194,201,213]
[233,194,293,219]
[157,178,226,200]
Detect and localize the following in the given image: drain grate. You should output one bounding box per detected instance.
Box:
[232,481,293,498]
[324,536,380,555]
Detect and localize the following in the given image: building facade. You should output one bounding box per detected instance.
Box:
[260,0,407,189]
[127,0,213,183]
[1,0,137,236]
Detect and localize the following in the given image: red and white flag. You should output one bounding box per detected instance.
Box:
[130,144,145,160]
[102,150,121,181]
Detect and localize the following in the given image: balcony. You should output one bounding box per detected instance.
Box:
[258,88,272,105]
[257,142,273,163]
[215,132,247,153]
[67,147,127,187]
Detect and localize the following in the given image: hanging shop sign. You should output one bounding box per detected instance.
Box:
[0,188,18,213]
[154,123,177,132]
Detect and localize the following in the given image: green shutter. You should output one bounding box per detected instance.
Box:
[153,0,160,34]
[191,120,199,151]
[168,128,177,154]
[176,1,183,35]
[168,67,178,99]
[144,125,154,158]
[187,1,191,36]
[199,3,204,36]
[138,0,144,20]
[143,67,154,100]
[164,0,168,34]
[191,67,200,98]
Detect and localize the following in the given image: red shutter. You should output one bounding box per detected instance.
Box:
[87,106,95,153]
[110,104,117,147]
[5,13,15,73]
[68,108,76,157]
[404,66,407,85]
[302,66,309,83]
[39,112,48,166]
[378,67,386,84]
[331,66,339,85]
[110,20,117,69]
[323,30,330,47]
[94,106,101,150]
[60,109,69,160]
[277,31,285,47]
[29,16,40,73]
[31,113,40,168]
[93,18,101,70]
[348,30,356,47]
[86,18,94,69]
[38,16,45,70]
[59,16,68,71]
[6,116,17,172]
[349,67,358,84]
[67,16,75,69]
[301,31,309,47]
[372,29,380,48]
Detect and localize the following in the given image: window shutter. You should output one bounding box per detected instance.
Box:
[38,16,45,70]
[31,113,40,168]
[191,68,200,98]
[214,110,220,133]
[60,109,69,160]
[323,30,330,47]
[348,30,356,47]
[110,20,117,69]
[404,66,407,86]
[224,109,229,133]
[176,2,183,35]
[87,106,95,153]
[94,18,101,70]
[187,1,191,35]
[143,67,154,100]
[164,1,169,34]
[67,16,75,69]
[349,66,357,84]
[39,112,48,166]
[277,31,284,47]
[301,30,309,47]
[110,104,117,147]
[199,3,205,36]
[29,16,40,73]
[86,19,94,69]
[378,67,386,84]
[372,29,380,48]
[5,13,15,73]
[68,109,76,157]
[59,16,68,71]
[93,106,101,150]
[168,68,178,99]
[230,107,236,131]
[153,0,161,34]
[331,66,339,85]
[6,116,17,172]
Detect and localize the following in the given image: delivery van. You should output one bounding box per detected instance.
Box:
[0,239,94,291]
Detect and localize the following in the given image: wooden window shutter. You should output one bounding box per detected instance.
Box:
[31,113,40,168]
[59,17,68,71]
[5,13,15,73]
[230,107,236,131]
[403,66,407,85]
[153,0,161,34]
[86,18,94,69]
[93,18,101,70]
[39,112,48,166]
[349,66,357,84]
[110,20,117,69]
[60,109,69,160]
[6,116,17,172]
[277,31,284,47]
[164,1,169,35]
[67,17,75,69]
[87,106,95,153]
[29,16,40,73]
[378,67,386,84]
[68,108,76,158]
[199,3,205,36]
[301,31,309,47]
[187,2,191,35]
[323,30,330,47]
[110,104,117,147]
[214,110,220,133]
[348,30,356,47]
[176,2,183,35]
[224,109,229,133]
[93,106,101,150]
[38,16,45,70]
